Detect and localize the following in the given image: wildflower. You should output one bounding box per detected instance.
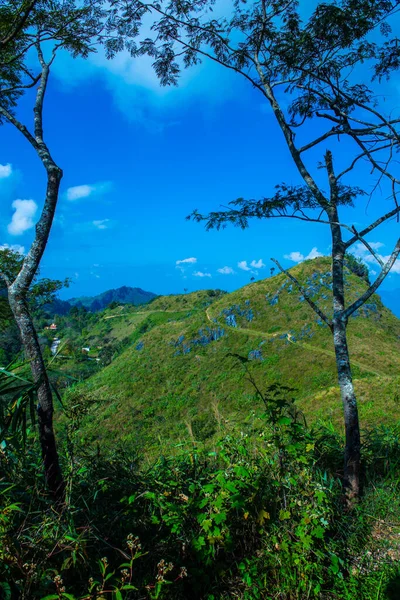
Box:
[156,559,173,582]
[179,566,188,578]
[127,534,141,551]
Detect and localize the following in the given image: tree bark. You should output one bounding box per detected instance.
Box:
[330,216,361,501]
[0,50,66,501]
[332,315,361,500]
[7,165,65,501]
[7,291,65,500]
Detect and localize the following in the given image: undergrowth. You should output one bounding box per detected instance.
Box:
[0,385,399,599]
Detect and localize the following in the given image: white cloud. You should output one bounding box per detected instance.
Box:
[66,181,111,201]
[368,242,384,250]
[352,241,400,274]
[217,266,235,274]
[0,243,25,254]
[93,219,110,230]
[238,260,252,272]
[0,163,12,179]
[250,259,266,269]
[8,199,37,235]
[284,247,324,263]
[352,241,384,261]
[238,259,266,274]
[284,251,304,262]
[176,257,197,265]
[67,184,92,201]
[193,271,212,278]
[51,7,238,128]
[306,247,323,260]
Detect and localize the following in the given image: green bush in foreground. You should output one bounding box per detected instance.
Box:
[0,387,399,599]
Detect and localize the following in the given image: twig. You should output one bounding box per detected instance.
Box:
[271,258,332,330]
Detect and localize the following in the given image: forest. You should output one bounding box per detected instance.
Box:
[0,0,400,598]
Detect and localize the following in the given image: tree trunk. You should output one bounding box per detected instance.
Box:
[330,214,361,501]
[0,51,65,502]
[332,316,361,500]
[8,291,65,501]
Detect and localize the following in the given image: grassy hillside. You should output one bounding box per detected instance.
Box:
[57,258,400,457]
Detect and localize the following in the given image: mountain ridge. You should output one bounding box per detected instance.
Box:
[54,258,400,456]
[53,285,157,314]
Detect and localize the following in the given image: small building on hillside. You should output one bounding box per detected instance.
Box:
[45,323,57,331]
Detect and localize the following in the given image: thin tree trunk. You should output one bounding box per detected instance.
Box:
[8,291,65,500]
[330,218,361,500]
[0,51,66,500]
[332,316,361,500]
[6,162,65,501]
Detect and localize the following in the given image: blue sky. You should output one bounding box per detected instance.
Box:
[1,10,400,299]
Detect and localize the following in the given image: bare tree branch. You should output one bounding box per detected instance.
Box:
[343,238,400,320]
[299,126,343,154]
[337,142,394,180]
[345,205,400,248]
[271,258,332,330]
[0,105,37,149]
[350,228,384,267]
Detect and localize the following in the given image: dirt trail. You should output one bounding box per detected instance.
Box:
[205,308,385,378]
[104,306,385,378]
[103,309,181,320]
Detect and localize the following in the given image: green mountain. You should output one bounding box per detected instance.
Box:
[67,285,157,312]
[57,258,400,456]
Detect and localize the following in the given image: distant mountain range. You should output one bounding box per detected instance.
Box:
[45,286,157,315]
[69,286,157,312]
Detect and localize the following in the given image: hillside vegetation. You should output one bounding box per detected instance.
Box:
[2,262,400,600]
[0,296,21,364]
[56,258,400,457]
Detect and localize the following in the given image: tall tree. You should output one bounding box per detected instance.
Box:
[125,0,400,499]
[0,0,106,500]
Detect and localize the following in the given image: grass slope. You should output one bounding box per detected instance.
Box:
[61,258,400,456]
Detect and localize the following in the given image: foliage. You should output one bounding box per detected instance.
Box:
[345,253,370,285]
[0,297,21,364]
[0,379,399,598]
[0,0,109,118]
[51,259,400,454]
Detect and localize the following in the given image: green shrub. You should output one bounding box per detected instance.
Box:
[0,384,399,599]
